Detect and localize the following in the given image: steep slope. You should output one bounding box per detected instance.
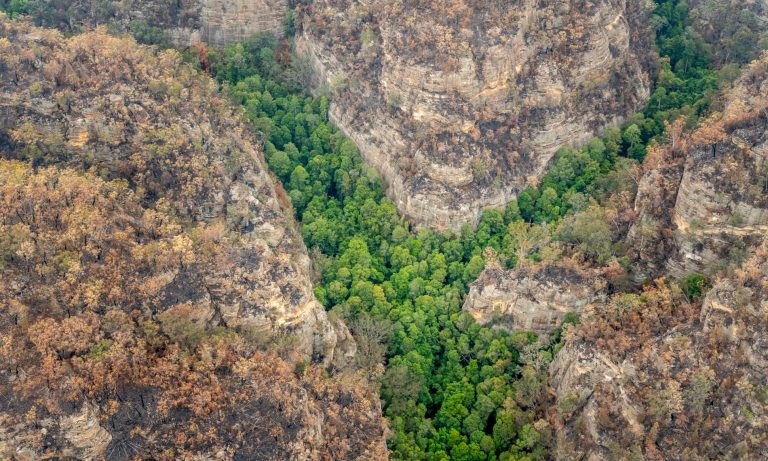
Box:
[689,0,768,66]
[628,53,768,279]
[549,53,768,461]
[0,161,386,460]
[0,17,386,459]
[11,0,288,46]
[297,0,654,230]
[549,247,768,460]
[0,17,346,363]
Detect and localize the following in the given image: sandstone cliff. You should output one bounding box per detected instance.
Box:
[463,262,607,336]
[21,0,288,46]
[297,0,654,230]
[549,246,768,460]
[547,52,768,461]
[627,54,768,280]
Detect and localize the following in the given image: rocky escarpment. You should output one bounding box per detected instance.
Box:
[20,0,288,46]
[547,53,768,460]
[297,0,654,230]
[0,17,345,363]
[0,17,387,459]
[627,54,768,279]
[549,246,768,460]
[463,262,607,336]
[622,125,688,281]
[668,55,768,275]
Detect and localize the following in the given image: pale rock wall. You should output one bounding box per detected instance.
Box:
[548,340,644,458]
[627,54,768,279]
[668,59,768,274]
[24,0,288,47]
[169,0,289,47]
[1,403,111,461]
[59,403,113,461]
[462,263,608,336]
[298,0,654,230]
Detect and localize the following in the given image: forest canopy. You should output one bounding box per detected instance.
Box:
[196,0,746,457]
[0,0,764,458]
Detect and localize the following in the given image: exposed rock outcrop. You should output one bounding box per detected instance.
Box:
[549,54,768,459]
[297,0,654,230]
[668,55,768,275]
[623,127,688,281]
[463,262,608,336]
[189,0,288,46]
[549,247,768,460]
[59,403,113,460]
[21,0,288,46]
[628,54,768,279]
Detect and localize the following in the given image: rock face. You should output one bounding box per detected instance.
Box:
[668,56,768,275]
[0,17,387,460]
[297,0,654,230]
[463,262,607,336]
[58,403,113,460]
[628,54,768,279]
[549,247,768,460]
[623,130,688,281]
[549,54,768,460]
[23,0,288,46]
[168,0,289,46]
[0,160,385,459]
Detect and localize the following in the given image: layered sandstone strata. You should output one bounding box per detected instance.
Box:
[298,0,654,230]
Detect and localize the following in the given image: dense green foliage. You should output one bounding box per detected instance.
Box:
[202,2,749,457]
[209,36,551,461]
[0,0,27,17]
[679,273,711,300]
[649,0,720,129]
[126,19,173,48]
[0,0,751,457]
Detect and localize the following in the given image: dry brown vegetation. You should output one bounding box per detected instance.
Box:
[0,16,385,459]
[549,53,768,461]
[551,247,768,460]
